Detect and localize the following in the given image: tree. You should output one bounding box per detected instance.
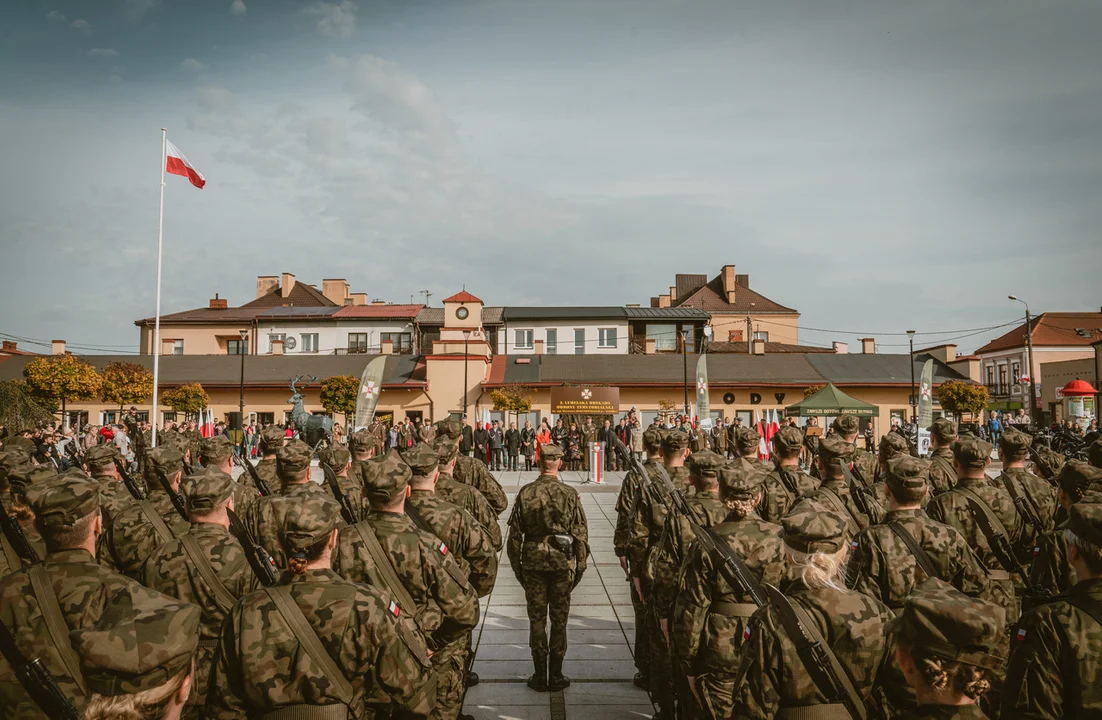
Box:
[23,354,102,425]
[0,380,56,431]
[804,384,825,398]
[490,384,532,423]
[101,362,154,412]
[161,383,209,416]
[936,380,989,421]
[320,375,359,428]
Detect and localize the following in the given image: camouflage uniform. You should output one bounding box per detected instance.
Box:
[254,424,286,487]
[927,419,960,495]
[319,443,363,509]
[995,430,1059,568]
[759,426,819,523]
[793,435,871,541]
[347,428,379,522]
[671,463,785,720]
[82,444,135,525]
[628,431,694,577]
[436,418,507,516]
[435,439,503,550]
[208,494,436,719]
[1029,463,1102,601]
[1003,500,1102,718]
[140,468,259,716]
[200,435,260,516]
[0,463,50,577]
[730,506,894,719]
[734,426,773,473]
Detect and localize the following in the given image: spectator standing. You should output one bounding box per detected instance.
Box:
[474,422,491,465]
[520,420,536,471]
[598,419,616,472]
[535,421,552,461]
[629,419,644,463]
[490,419,505,471]
[988,411,1002,446]
[864,422,875,452]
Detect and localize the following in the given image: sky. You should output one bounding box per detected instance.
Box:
[1,0,1100,356]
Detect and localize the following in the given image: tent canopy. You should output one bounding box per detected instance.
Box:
[785,382,879,418]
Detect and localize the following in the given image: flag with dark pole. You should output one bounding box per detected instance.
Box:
[353,356,388,431]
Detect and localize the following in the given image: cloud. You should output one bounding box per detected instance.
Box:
[229,0,247,16]
[46,11,65,22]
[87,48,119,58]
[125,0,159,20]
[180,58,207,72]
[305,1,356,39]
[69,19,90,33]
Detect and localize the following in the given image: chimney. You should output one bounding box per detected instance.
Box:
[722,265,736,304]
[658,294,671,309]
[348,293,367,306]
[381,339,394,355]
[735,274,750,288]
[371,300,386,306]
[860,337,875,354]
[256,275,279,298]
[1,340,16,353]
[534,339,544,355]
[645,338,657,355]
[51,340,66,355]
[669,286,677,302]
[209,293,228,310]
[832,341,848,354]
[271,338,284,355]
[322,279,349,305]
[281,273,296,299]
[752,338,766,355]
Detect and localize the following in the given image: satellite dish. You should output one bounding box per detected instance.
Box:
[285,336,298,350]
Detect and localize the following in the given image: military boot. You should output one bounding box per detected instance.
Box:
[527,653,548,692]
[548,655,571,691]
[465,669,480,687]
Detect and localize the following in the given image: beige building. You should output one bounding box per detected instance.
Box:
[1040,351,1101,424]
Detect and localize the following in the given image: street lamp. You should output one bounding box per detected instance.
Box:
[1009,295,1038,428]
[238,329,248,452]
[680,328,689,416]
[462,329,471,418]
[907,330,917,425]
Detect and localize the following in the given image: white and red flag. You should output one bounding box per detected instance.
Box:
[165,140,206,189]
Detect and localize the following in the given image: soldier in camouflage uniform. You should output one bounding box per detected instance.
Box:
[141,467,260,717]
[199,435,260,516]
[434,438,503,550]
[0,462,50,577]
[254,424,287,488]
[0,471,180,718]
[861,432,920,524]
[245,439,333,569]
[730,505,894,720]
[831,415,877,487]
[1089,437,1102,469]
[82,443,135,525]
[733,426,772,473]
[506,443,589,693]
[102,446,190,577]
[436,418,508,516]
[76,585,201,720]
[1003,499,1102,718]
[927,418,959,495]
[790,435,871,541]
[347,428,379,522]
[1028,462,1102,601]
[672,462,784,720]
[629,430,693,576]
[890,578,1006,720]
[209,492,436,719]
[319,442,361,507]
[759,425,819,523]
[994,429,1058,570]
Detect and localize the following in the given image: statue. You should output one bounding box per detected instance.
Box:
[287,375,333,448]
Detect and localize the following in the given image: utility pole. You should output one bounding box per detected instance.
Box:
[1009,296,1039,428]
[907,330,917,425]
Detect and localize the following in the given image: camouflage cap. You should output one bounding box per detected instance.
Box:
[349,428,375,452]
[362,450,412,503]
[7,462,57,495]
[884,456,931,496]
[184,467,234,513]
[259,425,287,453]
[200,435,234,463]
[26,471,99,531]
[2,436,36,453]
[1089,438,1102,469]
[928,418,958,444]
[281,493,342,552]
[404,442,438,474]
[830,415,861,436]
[951,436,992,469]
[878,432,910,462]
[164,432,191,458]
[1068,499,1102,548]
[147,446,186,477]
[435,417,464,440]
[642,427,664,452]
[277,439,314,476]
[717,461,766,500]
[1057,460,1102,503]
[782,503,849,554]
[997,428,1032,459]
[771,425,804,454]
[886,578,1005,672]
[83,443,120,469]
[434,437,459,466]
[0,447,32,471]
[1033,445,1066,479]
[687,450,726,479]
[72,585,200,696]
[317,444,351,470]
[734,426,762,455]
[539,443,564,461]
[818,434,855,464]
[662,430,689,453]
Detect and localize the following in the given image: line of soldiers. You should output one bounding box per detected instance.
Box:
[614,415,1102,719]
[0,414,511,720]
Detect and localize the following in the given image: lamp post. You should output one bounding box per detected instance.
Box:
[238,329,247,451]
[462,330,471,418]
[680,329,689,416]
[1009,295,1038,428]
[907,330,917,425]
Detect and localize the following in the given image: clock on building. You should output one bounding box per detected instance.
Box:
[456,307,469,320]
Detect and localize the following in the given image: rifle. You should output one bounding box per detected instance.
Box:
[0,620,80,720]
[113,458,146,501]
[837,461,873,521]
[0,496,39,565]
[958,487,1034,592]
[226,508,279,586]
[1027,444,1058,487]
[233,454,272,497]
[152,466,190,522]
[322,462,358,525]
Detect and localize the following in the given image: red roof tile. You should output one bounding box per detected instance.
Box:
[674,274,797,314]
[444,290,482,304]
[136,280,337,326]
[975,312,1102,354]
[333,304,425,319]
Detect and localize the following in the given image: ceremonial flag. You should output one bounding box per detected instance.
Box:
[353,356,387,431]
[917,359,935,428]
[695,355,712,429]
[165,140,206,189]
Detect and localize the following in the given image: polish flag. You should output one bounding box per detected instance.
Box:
[166,140,206,189]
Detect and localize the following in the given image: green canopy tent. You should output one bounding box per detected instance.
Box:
[785,382,879,418]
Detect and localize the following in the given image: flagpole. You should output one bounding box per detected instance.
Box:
[150,128,167,448]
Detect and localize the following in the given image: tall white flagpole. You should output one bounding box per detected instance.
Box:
[150,128,167,448]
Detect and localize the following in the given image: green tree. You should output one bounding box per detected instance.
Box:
[161,383,210,416]
[320,375,359,428]
[936,380,989,420]
[100,362,154,412]
[490,384,532,425]
[804,384,825,398]
[0,379,56,431]
[23,354,102,424]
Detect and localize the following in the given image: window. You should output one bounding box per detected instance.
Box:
[574,328,585,355]
[648,324,677,351]
[267,334,285,353]
[998,365,1008,391]
[162,412,177,424]
[598,328,617,349]
[226,339,246,355]
[546,329,557,355]
[1011,361,1021,385]
[301,333,319,353]
[256,412,274,425]
[683,326,695,353]
[986,365,994,386]
[752,331,769,342]
[348,333,369,353]
[172,339,184,355]
[381,332,412,353]
[515,329,534,349]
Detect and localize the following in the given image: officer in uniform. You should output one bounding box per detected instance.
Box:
[209,492,436,718]
[994,428,1058,569]
[82,443,135,524]
[927,418,959,495]
[1029,461,1102,600]
[506,443,589,693]
[830,415,877,486]
[434,439,503,550]
[733,426,771,473]
[759,425,819,523]
[790,435,871,541]
[436,418,508,516]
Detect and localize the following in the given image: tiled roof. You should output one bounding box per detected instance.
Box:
[241,282,336,310]
[503,307,626,321]
[674,274,708,302]
[259,307,340,319]
[707,342,836,354]
[444,290,482,304]
[623,307,711,320]
[805,354,965,385]
[334,304,424,319]
[136,281,337,326]
[415,307,504,326]
[676,275,798,314]
[974,312,1102,354]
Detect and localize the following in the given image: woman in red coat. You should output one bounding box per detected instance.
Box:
[535,420,552,462]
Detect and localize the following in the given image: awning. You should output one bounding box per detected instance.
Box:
[1061,379,1097,397]
[784,383,879,418]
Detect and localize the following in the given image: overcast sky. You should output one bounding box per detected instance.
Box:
[1,0,1100,356]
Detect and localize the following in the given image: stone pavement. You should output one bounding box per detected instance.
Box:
[464,468,655,720]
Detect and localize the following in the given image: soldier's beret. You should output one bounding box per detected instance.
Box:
[642,427,664,452]
[997,429,1032,459]
[717,461,766,500]
[1089,438,1102,469]
[951,437,992,469]
[435,418,464,440]
[83,443,120,469]
[887,578,1005,672]
[404,443,438,474]
[349,428,375,452]
[831,415,861,436]
[259,425,287,453]
[147,447,186,476]
[734,426,762,455]
[782,503,849,555]
[1068,499,1102,549]
[434,438,459,465]
[1057,460,1102,503]
[200,435,234,463]
[7,462,57,495]
[771,426,804,453]
[884,456,930,496]
[317,444,351,470]
[277,439,314,476]
[878,433,910,462]
[928,418,958,444]
[184,467,234,513]
[73,585,200,696]
[539,443,564,461]
[362,451,412,503]
[818,435,855,464]
[662,430,689,453]
[26,471,99,530]
[687,450,726,479]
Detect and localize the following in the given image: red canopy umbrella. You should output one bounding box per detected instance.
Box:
[1061,379,1098,397]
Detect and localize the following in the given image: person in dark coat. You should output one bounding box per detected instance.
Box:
[504,422,521,471]
[460,416,474,457]
[564,422,583,471]
[490,420,505,471]
[598,419,617,472]
[521,421,537,471]
[473,423,490,466]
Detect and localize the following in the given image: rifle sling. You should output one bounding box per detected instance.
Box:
[886,522,941,581]
[180,534,239,614]
[931,456,956,482]
[352,522,418,620]
[405,502,469,587]
[264,586,354,707]
[138,500,177,544]
[998,473,1043,532]
[27,565,86,697]
[1,533,20,570]
[702,526,767,607]
[765,585,866,720]
[817,487,862,535]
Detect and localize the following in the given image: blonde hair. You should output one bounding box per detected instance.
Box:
[785,545,847,591]
[83,664,191,720]
[724,497,758,520]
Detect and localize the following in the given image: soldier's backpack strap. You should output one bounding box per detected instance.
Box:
[180,535,238,614]
[27,564,86,698]
[264,586,354,712]
[138,500,176,544]
[404,503,469,587]
[886,522,941,581]
[764,584,866,720]
[931,456,956,483]
[998,472,1044,532]
[817,487,862,537]
[1,534,20,572]
[1062,594,1102,629]
[352,522,418,621]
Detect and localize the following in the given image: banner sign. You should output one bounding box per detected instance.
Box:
[550,387,620,414]
[917,359,935,428]
[696,355,711,428]
[353,356,388,430]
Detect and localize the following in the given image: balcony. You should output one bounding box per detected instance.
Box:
[333,345,414,355]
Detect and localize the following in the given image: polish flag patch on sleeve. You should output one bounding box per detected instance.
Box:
[1033,546,1041,556]
[389,601,401,618]
[439,542,449,556]
[743,625,752,641]
[1016,628,1027,642]
[850,540,859,550]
